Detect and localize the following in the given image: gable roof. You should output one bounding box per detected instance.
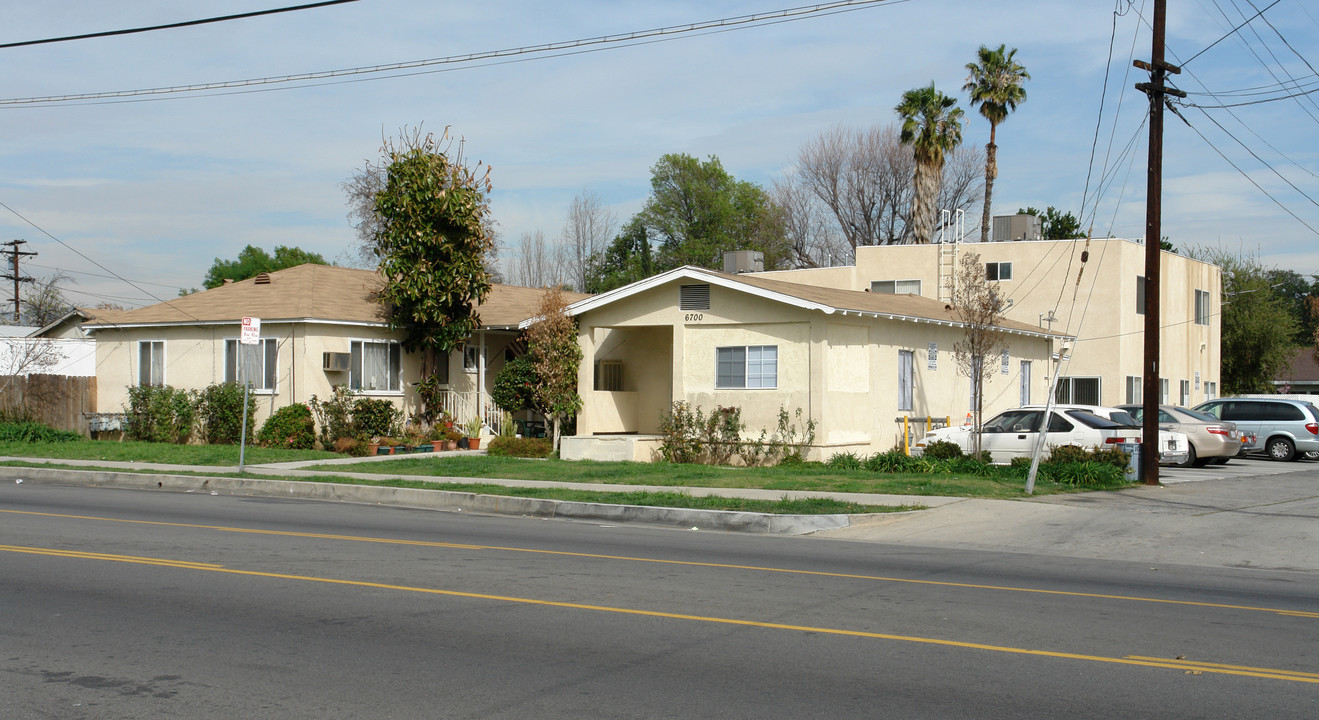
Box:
[83,263,589,331]
[554,265,1069,340]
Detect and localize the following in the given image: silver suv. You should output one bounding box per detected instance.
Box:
[1192,397,1319,461]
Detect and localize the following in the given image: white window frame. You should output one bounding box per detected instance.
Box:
[463,346,487,373]
[1055,376,1101,405]
[1160,378,1170,404]
[986,262,1012,282]
[1125,375,1142,405]
[137,340,165,387]
[1204,381,1218,400]
[1179,379,1191,406]
[350,339,402,393]
[898,350,914,411]
[715,345,778,389]
[1194,289,1211,326]
[224,337,278,393]
[1020,360,1032,406]
[872,279,922,295]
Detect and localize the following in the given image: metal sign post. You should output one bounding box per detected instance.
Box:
[237,317,260,472]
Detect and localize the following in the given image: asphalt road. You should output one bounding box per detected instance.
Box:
[3,482,1317,719]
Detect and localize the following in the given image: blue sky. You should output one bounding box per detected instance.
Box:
[2,0,1317,309]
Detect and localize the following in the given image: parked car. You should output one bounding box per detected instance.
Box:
[913,405,1173,465]
[1192,397,1319,461]
[1028,404,1190,467]
[1116,404,1242,467]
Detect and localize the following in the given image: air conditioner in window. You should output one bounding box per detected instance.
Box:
[323,352,351,372]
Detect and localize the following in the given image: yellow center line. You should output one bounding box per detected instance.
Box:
[4,542,1316,685]
[3,508,1314,619]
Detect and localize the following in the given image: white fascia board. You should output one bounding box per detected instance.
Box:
[83,317,391,334]
[532,266,836,329]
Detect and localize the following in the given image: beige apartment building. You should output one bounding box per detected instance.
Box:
[754,237,1222,412]
[556,266,1062,462]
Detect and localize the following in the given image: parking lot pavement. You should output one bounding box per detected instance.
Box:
[1156,454,1317,484]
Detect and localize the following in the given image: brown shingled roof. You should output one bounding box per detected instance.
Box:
[83,264,589,329]
[718,269,1061,337]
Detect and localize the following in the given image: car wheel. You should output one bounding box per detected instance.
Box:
[1266,437,1295,462]
[1304,451,1319,461]
[1179,444,1198,468]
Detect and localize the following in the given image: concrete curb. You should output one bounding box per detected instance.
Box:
[0,466,853,536]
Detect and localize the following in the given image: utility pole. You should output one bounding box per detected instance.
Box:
[1,240,37,323]
[1134,0,1187,485]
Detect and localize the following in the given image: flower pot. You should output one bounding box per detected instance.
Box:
[367,443,380,455]
[413,444,433,453]
[444,440,457,451]
[377,446,396,455]
[457,437,469,450]
[468,438,481,450]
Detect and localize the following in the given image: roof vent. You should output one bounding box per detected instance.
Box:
[254,272,272,285]
[680,284,710,310]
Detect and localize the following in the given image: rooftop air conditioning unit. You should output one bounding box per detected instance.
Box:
[722,250,764,274]
[322,352,351,372]
[992,213,1043,242]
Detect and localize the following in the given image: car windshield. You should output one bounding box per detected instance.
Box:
[1066,410,1126,429]
[982,410,1042,433]
[1178,407,1217,422]
[1107,410,1139,426]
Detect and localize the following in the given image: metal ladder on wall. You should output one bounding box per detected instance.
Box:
[936,208,964,303]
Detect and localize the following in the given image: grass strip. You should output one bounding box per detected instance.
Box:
[0,462,918,515]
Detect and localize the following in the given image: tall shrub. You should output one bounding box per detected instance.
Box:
[257,403,316,450]
[125,385,195,444]
[195,382,256,445]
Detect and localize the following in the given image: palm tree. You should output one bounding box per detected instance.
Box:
[895,83,964,244]
[964,44,1029,243]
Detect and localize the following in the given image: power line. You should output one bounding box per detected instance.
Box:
[1181,0,1282,65]
[0,0,361,50]
[0,0,902,108]
[0,197,204,322]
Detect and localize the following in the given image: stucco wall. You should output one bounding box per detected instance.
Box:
[575,276,1055,458]
[760,238,1222,408]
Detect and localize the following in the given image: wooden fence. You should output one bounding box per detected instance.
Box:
[0,374,97,435]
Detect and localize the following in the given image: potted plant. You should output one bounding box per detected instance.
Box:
[464,416,483,450]
[443,428,462,451]
[377,437,402,455]
[408,433,433,453]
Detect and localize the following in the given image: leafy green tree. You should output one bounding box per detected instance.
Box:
[1265,269,1319,345]
[491,354,542,414]
[965,44,1029,243]
[637,153,789,271]
[583,218,655,293]
[1188,247,1298,393]
[525,287,582,452]
[1017,206,1085,240]
[896,83,965,244]
[203,245,329,289]
[370,129,494,370]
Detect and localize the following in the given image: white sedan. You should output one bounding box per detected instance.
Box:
[914,405,1188,466]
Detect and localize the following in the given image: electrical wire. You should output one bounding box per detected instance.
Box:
[0,0,904,108]
[0,196,204,322]
[0,1,361,49]
[1181,0,1282,65]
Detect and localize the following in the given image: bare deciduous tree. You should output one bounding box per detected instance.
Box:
[784,124,984,256]
[508,230,568,288]
[951,251,1007,457]
[562,190,616,292]
[20,273,74,328]
[771,174,849,267]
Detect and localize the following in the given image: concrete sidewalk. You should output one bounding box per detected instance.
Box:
[3,453,1316,572]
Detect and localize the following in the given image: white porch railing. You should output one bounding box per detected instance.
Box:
[438,390,508,437]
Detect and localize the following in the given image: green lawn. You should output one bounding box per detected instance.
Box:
[307,455,1056,498]
[0,439,338,466]
[0,438,1084,504]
